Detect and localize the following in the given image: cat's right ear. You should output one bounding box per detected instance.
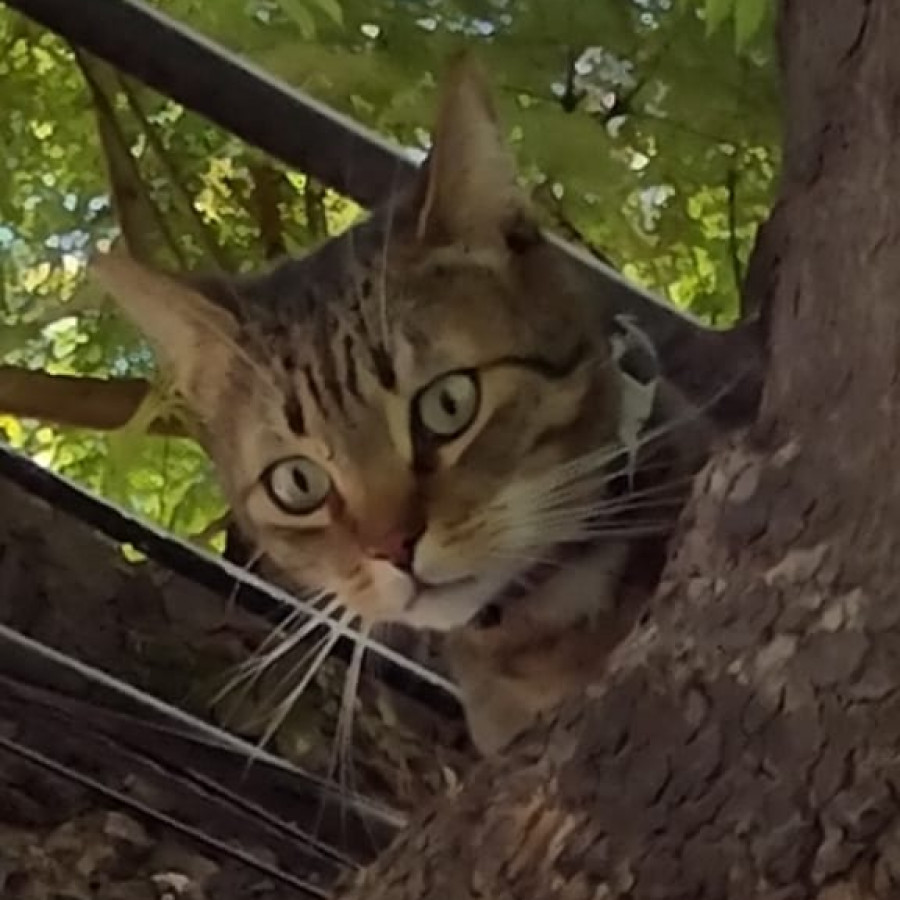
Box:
[415,52,535,249]
[90,251,240,412]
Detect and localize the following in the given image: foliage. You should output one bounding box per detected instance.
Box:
[0,0,779,543]
[700,0,773,51]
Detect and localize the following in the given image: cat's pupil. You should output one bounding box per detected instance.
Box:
[292,467,310,494]
[440,390,458,417]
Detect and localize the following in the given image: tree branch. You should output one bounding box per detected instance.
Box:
[303,176,329,241]
[247,161,287,260]
[726,160,752,319]
[531,180,616,267]
[116,73,231,271]
[75,50,184,268]
[0,367,185,436]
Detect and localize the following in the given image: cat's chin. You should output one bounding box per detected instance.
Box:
[363,558,512,631]
[398,574,511,632]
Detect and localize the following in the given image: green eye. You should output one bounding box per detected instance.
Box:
[263,456,331,515]
[414,370,481,441]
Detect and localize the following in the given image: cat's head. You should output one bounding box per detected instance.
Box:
[92,55,626,632]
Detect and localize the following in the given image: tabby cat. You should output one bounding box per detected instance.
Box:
[91,55,710,755]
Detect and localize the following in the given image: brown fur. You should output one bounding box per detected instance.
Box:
[446,380,712,753]
[90,54,710,755]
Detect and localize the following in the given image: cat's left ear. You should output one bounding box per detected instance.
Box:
[416,53,536,248]
[90,250,240,413]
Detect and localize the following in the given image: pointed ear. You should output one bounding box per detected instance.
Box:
[416,53,533,246]
[90,250,240,414]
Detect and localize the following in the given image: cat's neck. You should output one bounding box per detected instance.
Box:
[445,372,713,755]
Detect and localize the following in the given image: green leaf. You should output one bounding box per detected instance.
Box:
[734,0,768,49]
[279,0,317,38]
[0,323,39,357]
[307,0,343,28]
[705,0,734,35]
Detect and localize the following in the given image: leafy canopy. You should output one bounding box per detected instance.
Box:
[0,0,777,543]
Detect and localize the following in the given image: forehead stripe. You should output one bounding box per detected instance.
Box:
[369,341,397,390]
[302,364,326,417]
[343,334,362,401]
[283,392,305,435]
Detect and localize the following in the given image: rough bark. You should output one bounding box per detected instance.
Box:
[336,2,900,898]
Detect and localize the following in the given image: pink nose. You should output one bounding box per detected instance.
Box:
[364,527,423,571]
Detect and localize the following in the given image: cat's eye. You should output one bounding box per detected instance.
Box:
[414,370,481,441]
[262,456,332,515]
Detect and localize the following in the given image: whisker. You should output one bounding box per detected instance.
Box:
[222,628,329,736]
[482,547,563,567]
[492,493,685,536]
[503,368,726,508]
[532,451,680,495]
[598,495,689,518]
[250,596,342,667]
[497,516,675,545]
[236,598,327,671]
[509,469,698,522]
[498,455,678,514]
[212,594,340,714]
[257,608,351,716]
[571,522,674,541]
[237,629,330,766]
[250,611,350,765]
[332,619,370,847]
[222,545,264,618]
[207,557,460,698]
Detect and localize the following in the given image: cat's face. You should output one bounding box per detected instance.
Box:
[93,56,622,631]
[215,243,618,631]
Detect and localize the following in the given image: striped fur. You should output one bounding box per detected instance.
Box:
[92,55,708,753]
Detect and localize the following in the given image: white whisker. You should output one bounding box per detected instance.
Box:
[483,547,562,567]
[212,593,340,712]
[207,556,460,698]
[222,546,264,618]
[250,608,352,764]
[240,594,335,666]
[332,619,370,843]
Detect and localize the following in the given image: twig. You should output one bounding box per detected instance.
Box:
[75,49,185,267]
[248,161,287,260]
[116,73,231,271]
[531,181,615,267]
[304,177,329,241]
[726,162,745,305]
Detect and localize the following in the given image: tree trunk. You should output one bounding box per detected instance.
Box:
[336,2,900,898]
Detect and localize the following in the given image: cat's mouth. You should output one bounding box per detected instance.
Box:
[397,572,489,631]
[400,538,604,631]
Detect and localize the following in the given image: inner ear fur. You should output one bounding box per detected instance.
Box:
[90,251,241,413]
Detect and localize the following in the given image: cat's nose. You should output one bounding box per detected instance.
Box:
[364,525,424,572]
